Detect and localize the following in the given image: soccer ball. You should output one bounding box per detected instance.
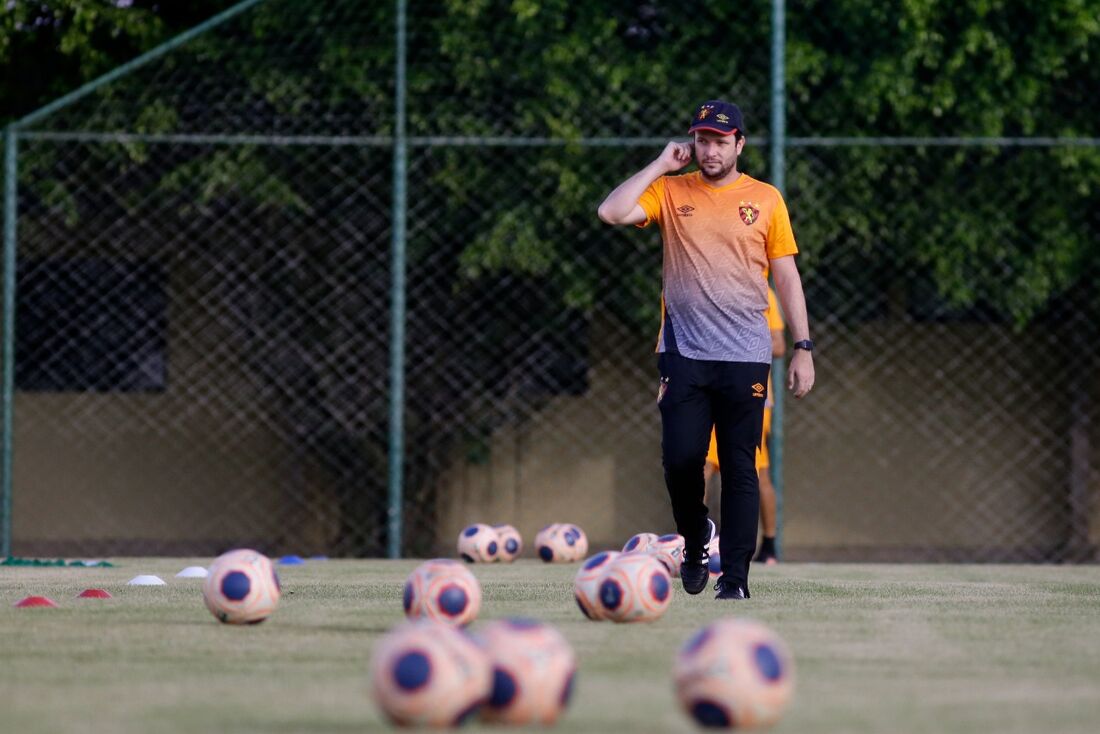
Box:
[404,559,482,627]
[479,618,577,725]
[648,533,685,578]
[622,531,659,554]
[573,550,621,621]
[534,524,573,563]
[560,524,588,560]
[708,552,723,580]
[457,523,500,563]
[492,524,523,562]
[673,618,796,729]
[370,619,491,728]
[596,552,672,623]
[202,549,281,625]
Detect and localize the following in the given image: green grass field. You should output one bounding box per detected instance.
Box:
[2,559,1099,733]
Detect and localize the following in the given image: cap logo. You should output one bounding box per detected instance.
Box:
[716,113,730,123]
[697,105,714,120]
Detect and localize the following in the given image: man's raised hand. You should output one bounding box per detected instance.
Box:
[657,141,693,173]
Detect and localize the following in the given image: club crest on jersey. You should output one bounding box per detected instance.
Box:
[676,205,695,216]
[739,200,760,226]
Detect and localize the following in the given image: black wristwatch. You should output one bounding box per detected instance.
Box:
[792,339,814,352]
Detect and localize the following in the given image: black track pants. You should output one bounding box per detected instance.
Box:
[657,352,769,589]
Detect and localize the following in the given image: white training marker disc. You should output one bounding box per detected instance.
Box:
[175,566,209,579]
[127,575,167,586]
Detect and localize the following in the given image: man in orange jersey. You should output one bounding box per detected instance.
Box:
[598,100,814,600]
[704,286,786,564]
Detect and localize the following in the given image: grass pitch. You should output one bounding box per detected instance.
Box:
[2,559,1099,733]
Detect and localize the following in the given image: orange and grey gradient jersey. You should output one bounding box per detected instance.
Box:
[637,171,798,363]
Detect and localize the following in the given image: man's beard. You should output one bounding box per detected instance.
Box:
[700,155,738,182]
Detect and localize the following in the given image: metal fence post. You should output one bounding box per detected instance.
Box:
[387,0,408,559]
[770,0,787,559]
[1,127,18,558]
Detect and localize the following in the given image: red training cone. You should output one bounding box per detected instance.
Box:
[77,589,112,599]
[14,595,58,608]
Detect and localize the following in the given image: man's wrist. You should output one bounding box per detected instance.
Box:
[792,339,814,352]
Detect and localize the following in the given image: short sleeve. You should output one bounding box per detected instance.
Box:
[766,286,785,331]
[635,177,666,229]
[765,192,799,259]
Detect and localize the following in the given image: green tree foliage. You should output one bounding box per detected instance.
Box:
[1,0,234,125]
[12,0,1096,324]
[787,0,1100,323]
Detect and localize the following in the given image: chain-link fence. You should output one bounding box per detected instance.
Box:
[3,0,1098,561]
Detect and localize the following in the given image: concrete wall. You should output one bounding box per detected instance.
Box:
[437,320,1100,561]
[11,313,1099,560]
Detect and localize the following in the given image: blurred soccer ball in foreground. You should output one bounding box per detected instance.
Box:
[403,559,482,628]
[492,524,523,562]
[674,618,795,729]
[573,550,621,621]
[370,619,491,728]
[479,618,577,725]
[202,549,281,624]
[597,552,672,623]
[457,523,499,563]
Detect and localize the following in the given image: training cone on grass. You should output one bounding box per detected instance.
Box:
[278,555,305,565]
[77,589,112,599]
[15,595,58,608]
[175,566,208,578]
[127,575,166,586]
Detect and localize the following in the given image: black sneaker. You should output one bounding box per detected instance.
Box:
[680,549,710,595]
[714,578,749,600]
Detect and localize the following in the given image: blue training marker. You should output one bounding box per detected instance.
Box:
[278,555,305,565]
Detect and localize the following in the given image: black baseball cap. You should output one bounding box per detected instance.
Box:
[688,100,744,136]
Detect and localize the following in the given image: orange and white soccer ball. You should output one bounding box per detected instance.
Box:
[673,618,796,729]
[479,619,577,725]
[403,559,482,627]
[535,524,573,563]
[622,531,659,554]
[457,523,500,563]
[202,549,281,624]
[708,551,723,580]
[648,533,686,578]
[573,550,620,621]
[492,524,523,562]
[370,619,491,728]
[596,552,672,623]
[560,523,588,560]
